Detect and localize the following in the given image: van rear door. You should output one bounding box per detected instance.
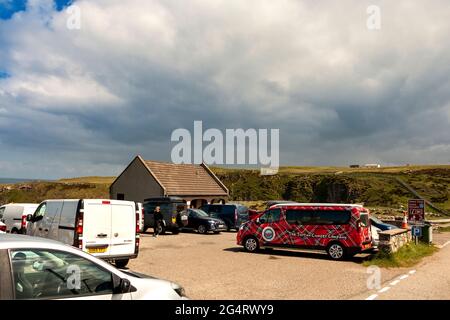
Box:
[109,200,136,256]
[83,200,113,256]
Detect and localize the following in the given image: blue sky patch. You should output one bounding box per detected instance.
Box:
[0,0,27,20]
[0,0,73,20]
[54,0,73,11]
[0,70,11,78]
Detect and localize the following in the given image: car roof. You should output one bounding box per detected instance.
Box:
[1,203,38,206]
[0,234,72,250]
[270,203,365,208]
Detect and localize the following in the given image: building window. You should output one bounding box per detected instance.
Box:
[117,193,125,200]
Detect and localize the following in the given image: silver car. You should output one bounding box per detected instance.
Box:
[0,234,187,300]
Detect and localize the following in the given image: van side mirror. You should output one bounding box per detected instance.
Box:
[26,214,33,222]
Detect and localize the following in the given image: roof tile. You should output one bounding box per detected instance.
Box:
[144,160,228,196]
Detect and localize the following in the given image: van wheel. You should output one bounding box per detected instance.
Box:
[115,259,129,268]
[327,243,346,260]
[172,228,180,235]
[197,225,207,234]
[243,236,259,252]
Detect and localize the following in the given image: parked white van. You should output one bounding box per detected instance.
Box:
[26,199,140,268]
[0,203,38,234]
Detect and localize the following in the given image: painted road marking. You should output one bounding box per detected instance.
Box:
[390,280,400,286]
[438,240,450,249]
[366,270,417,300]
[378,286,391,293]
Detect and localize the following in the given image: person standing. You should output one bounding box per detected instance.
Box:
[153,206,164,237]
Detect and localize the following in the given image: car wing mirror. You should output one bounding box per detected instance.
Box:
[256,217,267,224]
[26,214,33,222]
[113,277,131,294]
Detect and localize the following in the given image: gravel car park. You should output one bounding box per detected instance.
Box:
[127,232,406,300]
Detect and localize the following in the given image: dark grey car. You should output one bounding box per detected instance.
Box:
[199,204,249,231]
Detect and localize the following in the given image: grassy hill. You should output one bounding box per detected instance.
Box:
[1,166,449,217]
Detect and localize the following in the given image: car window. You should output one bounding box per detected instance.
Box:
[34,203,47,220]
[144,203,156,214]
[370,216,382,224]
[260,209,281,223]
[222,206,235,215]
[238,206,248,215]
[188,210,198,218]
[285,210,313,225]
[10,249,113,300]
[312,210,351,225]
[0,207,5,219]
[360,213,370,227]
[192,209,208,217]
[207,206,221,214]
[176,204,187,213]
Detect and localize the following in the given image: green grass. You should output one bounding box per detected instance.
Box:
[0,182,110,204]
[58,176,115,184]
[363,243,438,268]
[1,165,449,215]
[211,164,450,175]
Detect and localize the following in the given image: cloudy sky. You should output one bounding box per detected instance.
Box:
[0,0,449,179]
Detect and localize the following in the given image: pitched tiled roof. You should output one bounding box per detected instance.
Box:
[143,160,228,196]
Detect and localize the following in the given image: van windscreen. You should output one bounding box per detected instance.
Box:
[360,212,370,227]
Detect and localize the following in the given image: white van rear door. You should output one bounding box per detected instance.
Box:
[83,201,112,257]
[109,201,136,256]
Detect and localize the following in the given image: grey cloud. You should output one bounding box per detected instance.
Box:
[0,0,450,179]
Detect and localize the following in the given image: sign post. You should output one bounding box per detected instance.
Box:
[411,225,422,245]
[408,199,425,244]
[408,199,425,224]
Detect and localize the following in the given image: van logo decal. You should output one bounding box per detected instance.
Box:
[262,227,276,242]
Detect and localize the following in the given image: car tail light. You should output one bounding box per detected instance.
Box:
[102,200,110,205]
[76,212,84,235]
[21,214,27,230]
[135,228,140,255]
[0,224,6,232]
[73,200,84,249]
[136,212,140,233]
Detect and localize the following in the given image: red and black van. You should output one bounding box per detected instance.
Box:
[236,203,373,260]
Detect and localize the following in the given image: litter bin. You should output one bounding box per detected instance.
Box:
[421,222,433,244]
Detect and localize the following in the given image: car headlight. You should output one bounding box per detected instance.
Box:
[171,282,186,297]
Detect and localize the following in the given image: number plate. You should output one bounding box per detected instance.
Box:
[87,247,107,254]
[181,216,188,221]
